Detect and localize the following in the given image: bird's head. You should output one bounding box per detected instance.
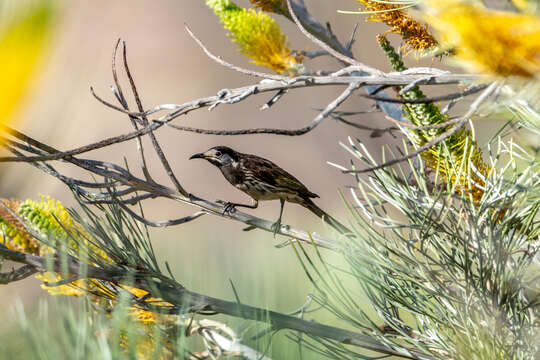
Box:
[189,146,239,167]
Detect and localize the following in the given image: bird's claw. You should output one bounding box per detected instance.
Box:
[221,202,237,215]
[271,220,282,237]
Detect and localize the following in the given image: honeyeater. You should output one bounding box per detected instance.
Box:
[189,146,349,235]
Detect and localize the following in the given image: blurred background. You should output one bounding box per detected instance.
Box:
[0,0,482,357]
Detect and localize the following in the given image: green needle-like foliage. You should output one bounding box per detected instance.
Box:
[378,35,489,202]
[302,137,540,360]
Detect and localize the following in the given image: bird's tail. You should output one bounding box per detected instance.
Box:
[302,199,351,236]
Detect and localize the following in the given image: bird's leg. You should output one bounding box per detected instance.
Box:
[271,199,285,236]
[220,199,258,215]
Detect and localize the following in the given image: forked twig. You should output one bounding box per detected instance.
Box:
[120,41,188,196]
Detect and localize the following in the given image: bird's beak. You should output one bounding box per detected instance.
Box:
[189,152,205,160]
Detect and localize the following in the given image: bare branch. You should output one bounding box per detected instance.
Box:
[0,243,435,360]
[360,84,489,104]
[0,264,38,284]
[0,122,163,163]
[111,39,154,184]
[165,82,360,136]
[90,73,479,123]
[84,193,156,205]
[1,130,340,249]
[118,200,206,227]
[120,41,188,196]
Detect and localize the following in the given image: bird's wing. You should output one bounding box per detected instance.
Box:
[243,155,319,198]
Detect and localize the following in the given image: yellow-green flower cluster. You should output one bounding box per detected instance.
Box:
[0,199,40,254]
[356,0,437,53]
[0,195,174,359]
[207,0,301,74]
[18,195,91,251]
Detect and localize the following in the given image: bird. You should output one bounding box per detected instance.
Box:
[189,146,350,235]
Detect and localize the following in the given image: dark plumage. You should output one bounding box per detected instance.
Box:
[190,146,349,234]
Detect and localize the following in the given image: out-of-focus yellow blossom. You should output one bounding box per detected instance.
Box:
[422,0,540,77]
[207,0,301,74]
[0,1,54,126]
[122,285,175,324]
[36,272,86,296]
[356,0,437,53]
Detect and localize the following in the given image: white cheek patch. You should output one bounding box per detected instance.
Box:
[232,160,239,168]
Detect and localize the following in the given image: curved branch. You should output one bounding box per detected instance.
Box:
[166,82,360,136]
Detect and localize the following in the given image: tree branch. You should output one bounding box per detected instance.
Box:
[165,82,360,136]
[0,243,434,360]
[0,264,38,284]
[0,129,341,250]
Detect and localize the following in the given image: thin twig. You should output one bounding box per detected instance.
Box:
[111,39,154,183]
[185,24,285,81]
[121,41,188,196]
[360,84,489,104]
[0,122,162,163]
[119,201,206,227]
[384,115,466,131]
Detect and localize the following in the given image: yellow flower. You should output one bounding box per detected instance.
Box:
[207,0,301,74]
[422,0,540,77]
[122,285,175,324]
[354,0,437,53]
[36,272,86,296]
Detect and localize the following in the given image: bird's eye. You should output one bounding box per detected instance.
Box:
[215,151,222,157]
